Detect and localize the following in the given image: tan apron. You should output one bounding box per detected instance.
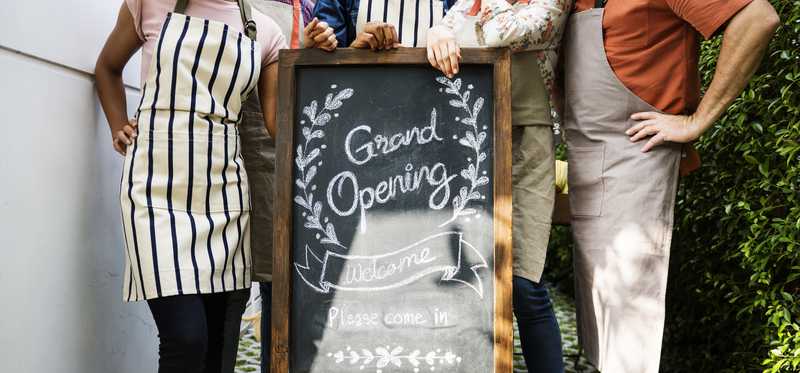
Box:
[563,9,682,373]
[455,11,555,283]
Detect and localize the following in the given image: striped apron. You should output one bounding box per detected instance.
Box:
[355,0,446,47]
[563,8,682,373]
[120,0,261,302]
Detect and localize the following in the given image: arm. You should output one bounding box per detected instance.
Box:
[627,0,780,152]
[259,62,279,138]
[95,2,143,155]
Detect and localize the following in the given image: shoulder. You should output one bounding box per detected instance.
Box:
[252,8,288,65]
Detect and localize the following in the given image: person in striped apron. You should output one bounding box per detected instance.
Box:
[314,0,456,48]
[95,0,287,371]
[240,1,337,371]
[427,0,572,371]
[563,1,778,372]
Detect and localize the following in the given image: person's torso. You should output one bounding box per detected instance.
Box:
[573,0,701,114]
[138,10,262,124]
[131,0,278,86]
[455,13,552,127]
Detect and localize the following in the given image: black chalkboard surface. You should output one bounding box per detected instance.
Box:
[274,49,512,373]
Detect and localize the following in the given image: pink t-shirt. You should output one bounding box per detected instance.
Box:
[126,0,287,85]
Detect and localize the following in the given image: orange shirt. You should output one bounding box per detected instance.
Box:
[573,0,752,115]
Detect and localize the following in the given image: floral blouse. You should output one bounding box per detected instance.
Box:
[440,0,573,134]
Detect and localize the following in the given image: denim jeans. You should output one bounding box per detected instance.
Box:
[513,275,565,373]
[147,289,250,373]
[260,282,272,373]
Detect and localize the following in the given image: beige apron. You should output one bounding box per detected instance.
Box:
[456,13,555,283]
[563,9,682,373]
[356,0,445,47]
[120,0,260,301]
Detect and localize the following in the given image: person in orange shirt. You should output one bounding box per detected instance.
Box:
[564,0,778,372]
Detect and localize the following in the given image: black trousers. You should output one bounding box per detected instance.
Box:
[147,289,250,373]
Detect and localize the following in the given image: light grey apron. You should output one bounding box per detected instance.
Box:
[563,8,682,373]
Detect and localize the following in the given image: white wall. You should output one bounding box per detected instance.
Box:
[0,1,158,372]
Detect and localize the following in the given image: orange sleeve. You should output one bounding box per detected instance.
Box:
[665,0,753,39]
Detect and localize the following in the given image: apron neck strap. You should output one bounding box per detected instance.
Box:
[173,0,258,40]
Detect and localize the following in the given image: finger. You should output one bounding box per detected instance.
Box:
[113,140,125,155]
[311,23,330,41]
[372,26,386,48]
[629,125,660,142]
[386,25,398,49]
[440,44,454,77]
[442,42,454,78]
[641,133,666,152]
[304,18,319,35]
[314,28,333,44]
[381,24,394,49]
[447,40,460,75]
[631,111,659,121]
[323,34,337,51]
[129,118,138,127]
[116,130,131,145]
[123,125,137,139]
[365,33,379,50]
[625,120,656,135]
[433,46,448,76]
[427,45,439,70]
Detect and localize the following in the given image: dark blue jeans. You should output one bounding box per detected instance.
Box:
[513,275,565,373]
[260,282,272,373]
[147,289,250,373]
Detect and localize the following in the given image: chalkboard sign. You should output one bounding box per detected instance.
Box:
[273,49,512,373]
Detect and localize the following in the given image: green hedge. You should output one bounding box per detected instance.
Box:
[546,1,800,371]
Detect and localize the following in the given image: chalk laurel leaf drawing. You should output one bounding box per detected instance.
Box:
[328,345,462,372]
[294,87,354,248]
[436,77,488,227]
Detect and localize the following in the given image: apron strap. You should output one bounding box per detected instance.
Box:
[173,0,258,40]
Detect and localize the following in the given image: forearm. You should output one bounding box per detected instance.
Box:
[96,65,130,133]
[259,62,279,138]
[691,0,779,133]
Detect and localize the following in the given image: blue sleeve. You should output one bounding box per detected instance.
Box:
[313,0,354,46]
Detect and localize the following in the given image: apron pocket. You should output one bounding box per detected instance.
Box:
[568,145,604,217]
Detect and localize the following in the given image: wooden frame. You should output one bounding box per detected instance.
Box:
[272,48,512,373]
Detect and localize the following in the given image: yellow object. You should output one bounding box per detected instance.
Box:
[242,313,263,342]
[555,160,569,194]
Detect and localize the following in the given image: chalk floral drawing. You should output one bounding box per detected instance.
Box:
[327,345,462,372]
[294,86,354,248]
[436,77,488,227]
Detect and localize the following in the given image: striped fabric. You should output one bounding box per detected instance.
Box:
[120,12,261,302]
[356,0,446,47]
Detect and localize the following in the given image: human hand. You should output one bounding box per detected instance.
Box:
[426,25,460,78]
[626,112,703,152]
[350,22,399,50]
[112,118,138,156]
[304,18,338,51]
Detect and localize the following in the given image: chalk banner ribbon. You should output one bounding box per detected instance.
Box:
[295,232,488,297]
